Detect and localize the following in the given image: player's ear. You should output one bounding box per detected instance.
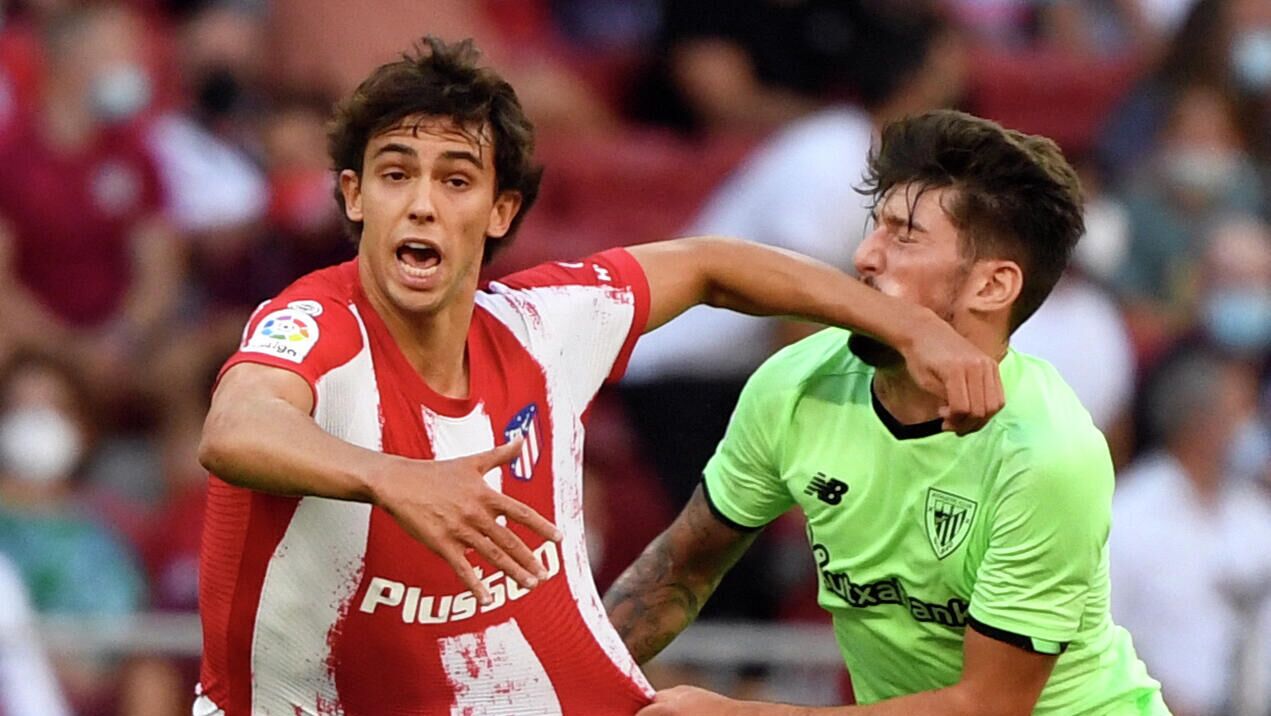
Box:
[968,259,1022,315]
[486,190,522,239]
[340,170,364,222]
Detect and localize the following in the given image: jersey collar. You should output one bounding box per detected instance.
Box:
[870,385,944,440]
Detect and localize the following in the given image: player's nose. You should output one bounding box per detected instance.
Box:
[407,184,437,224]
[853,226,885,278]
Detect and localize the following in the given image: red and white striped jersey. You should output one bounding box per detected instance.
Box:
[197,249,654,715]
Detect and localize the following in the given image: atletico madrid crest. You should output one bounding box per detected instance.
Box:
[503,404,542,481]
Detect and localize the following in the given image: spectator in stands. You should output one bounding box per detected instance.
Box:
[0,552,71,716]
[1115,83,1264,360]
[1195,216,1271,361]
[0,3,181,406]
[0,350,148,713]
[1111,347,1271,716]
[1097,0,1271,184]
[266,0,617,135]
[630,0,931,134]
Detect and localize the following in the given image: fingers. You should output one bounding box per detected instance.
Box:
[942,367,971,432]
[495,493,562,542]
[986,358,1004,415]
[467,531,542,591]
[474,436,524,472]
[437,543,493,606]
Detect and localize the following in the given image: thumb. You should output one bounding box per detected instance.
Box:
[475,436,524,471]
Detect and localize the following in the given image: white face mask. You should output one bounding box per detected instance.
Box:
[1232,28,1271,92]
[0,407,84,484]
[89,63,152,123]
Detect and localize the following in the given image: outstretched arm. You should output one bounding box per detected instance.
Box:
[604,485,758,664]
[639,627,1057,716]
[626,237,1003,433]
[200,362,560,603]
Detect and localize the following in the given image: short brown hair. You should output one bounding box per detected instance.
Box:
[861,110,1084,329]
[327,36,543,263]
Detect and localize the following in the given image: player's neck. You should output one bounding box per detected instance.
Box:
[367,287,477,401]
[872,367,944,425]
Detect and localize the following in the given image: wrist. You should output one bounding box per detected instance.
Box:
[359,452,402,506]
[882,301,939,355]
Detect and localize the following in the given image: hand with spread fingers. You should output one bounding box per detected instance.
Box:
[369,437,562,604]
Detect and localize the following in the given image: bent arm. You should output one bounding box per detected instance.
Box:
[626,237,1003,432]
[645,627,1056,716]
[198,361,392,501]
[604,485,758,664]
[628,236,926,346]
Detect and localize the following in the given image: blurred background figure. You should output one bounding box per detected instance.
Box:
[1111,348,1271,716]
[0,551,71,716]
[0,3,181,420]
[0,350,150,714]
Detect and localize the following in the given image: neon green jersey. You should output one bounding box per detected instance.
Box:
[703,329,1168,715]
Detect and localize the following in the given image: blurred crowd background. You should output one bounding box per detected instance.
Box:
[0,0,1267,714]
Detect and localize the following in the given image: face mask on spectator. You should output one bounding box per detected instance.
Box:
[1162,148,1242,198]
[1203,287,1271,353]
[0,407,83,483]
[90,63,152,123]
[1227,417,1270,482]
[1232,28,1271,92]
[196,65,245,119]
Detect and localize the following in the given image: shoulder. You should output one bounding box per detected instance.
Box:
[746,328,864,400]
[992,352,1113,492]
[232,261,365,374]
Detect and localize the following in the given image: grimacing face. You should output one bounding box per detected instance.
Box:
[849,184,974,366]
[340,115,521,318]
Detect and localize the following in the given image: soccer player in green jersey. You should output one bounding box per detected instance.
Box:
[605,110,1170,716]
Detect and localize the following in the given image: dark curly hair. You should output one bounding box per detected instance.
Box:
[327,36,543,263]
[861,110,1085,329]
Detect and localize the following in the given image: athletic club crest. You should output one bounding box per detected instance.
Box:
[503,404,541,481]
[925,488,977,560]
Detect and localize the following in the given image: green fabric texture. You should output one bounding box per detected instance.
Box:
[704,328,1168,715]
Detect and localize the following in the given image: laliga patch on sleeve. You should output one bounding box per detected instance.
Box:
[242,309,320,363]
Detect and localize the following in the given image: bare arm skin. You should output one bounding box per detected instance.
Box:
[639,627,1057,716]
[199,362,561,604]
[604,486,757,664]
[627,237,1004,434]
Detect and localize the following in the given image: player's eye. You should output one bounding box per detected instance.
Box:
[383,170,409,182]
[445,175,471,189]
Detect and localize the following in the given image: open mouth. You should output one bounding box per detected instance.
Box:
[396,241,442,278]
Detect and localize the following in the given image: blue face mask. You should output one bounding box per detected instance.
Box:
[1227,417,1270,483]
[1204,288,1271,354]
[1232,28,1271,92]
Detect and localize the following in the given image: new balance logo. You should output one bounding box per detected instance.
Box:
[805,472,849,505]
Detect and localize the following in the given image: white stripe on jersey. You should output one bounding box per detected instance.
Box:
[250,304,380,714]
[476,287,654,697]
[440,618,563,716]
[422,403,501,494]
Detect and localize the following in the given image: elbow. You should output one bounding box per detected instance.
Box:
[197,408,236,478]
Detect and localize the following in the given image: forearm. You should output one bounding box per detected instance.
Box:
[199,389,393,502]
[604,532,718,663]
[604,487,756,664]
[732,686,972,716]
[121,220,181,337]
[691,236,934,349]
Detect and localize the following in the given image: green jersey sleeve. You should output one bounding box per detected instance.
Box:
[969,432,1115,654]
[701,359,795,530]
